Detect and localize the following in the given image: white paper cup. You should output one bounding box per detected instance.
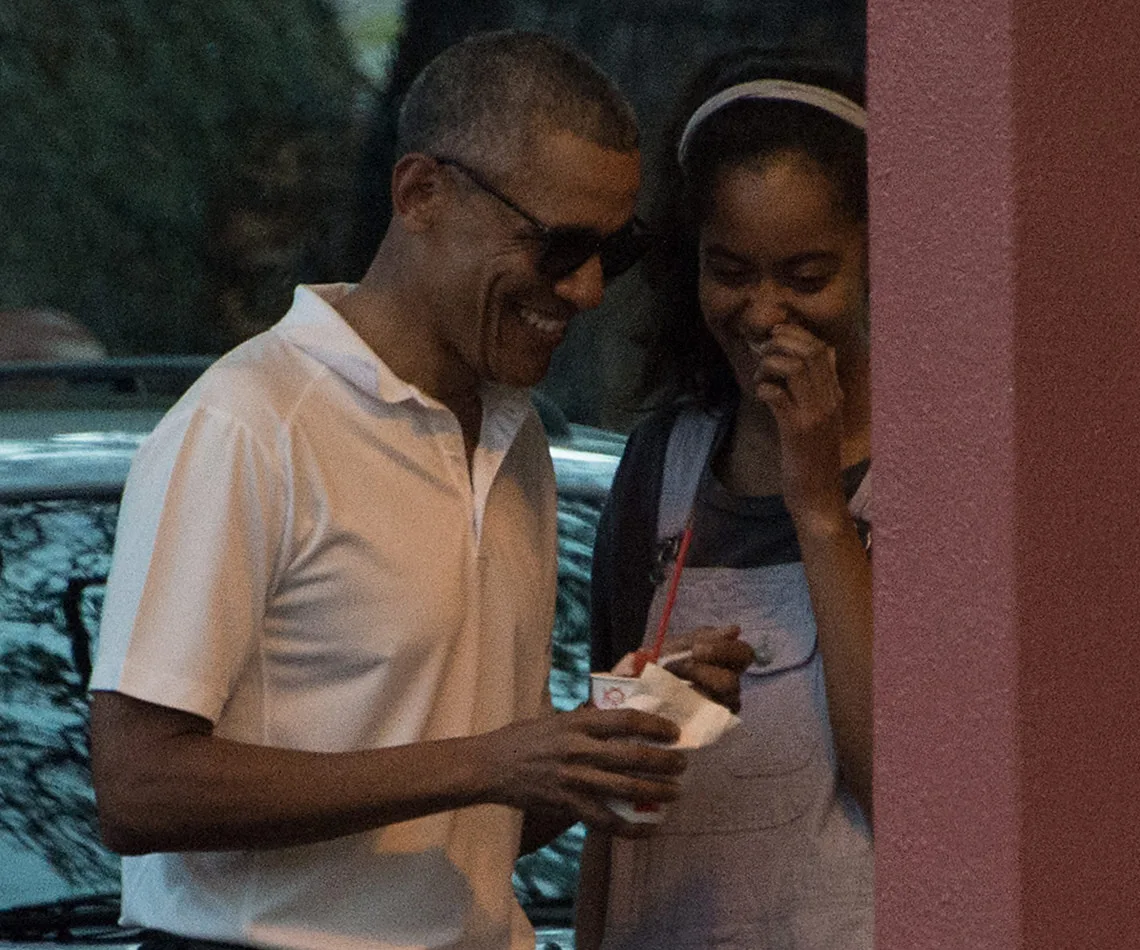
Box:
[590,672,646,710]
[590,672,668,824]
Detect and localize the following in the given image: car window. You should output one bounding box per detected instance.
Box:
[0,497,121,939]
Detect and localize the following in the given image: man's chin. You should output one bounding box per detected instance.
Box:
[488,354,556,389]
[494,368,548,389]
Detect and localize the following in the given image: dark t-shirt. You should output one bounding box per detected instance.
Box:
[590,403,868,671]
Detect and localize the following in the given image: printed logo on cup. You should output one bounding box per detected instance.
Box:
[601,685,628,708]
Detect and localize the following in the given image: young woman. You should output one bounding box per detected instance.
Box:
[578,49,874,950]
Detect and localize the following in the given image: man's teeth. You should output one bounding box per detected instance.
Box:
[521,309,565,337]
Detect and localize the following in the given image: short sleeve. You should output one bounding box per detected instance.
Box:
[90,406,286,723]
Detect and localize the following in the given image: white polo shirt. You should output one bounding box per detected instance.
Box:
[91,284,559,950]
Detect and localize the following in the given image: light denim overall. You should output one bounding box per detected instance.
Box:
[600,408,874,950]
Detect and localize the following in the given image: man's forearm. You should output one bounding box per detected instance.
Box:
[91,691,498,854]
[91,689,690,855]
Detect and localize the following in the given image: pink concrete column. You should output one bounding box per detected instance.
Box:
[868,0,1140,947]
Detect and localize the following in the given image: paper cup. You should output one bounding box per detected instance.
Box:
[590,672,668,824]
[590,672,646,710]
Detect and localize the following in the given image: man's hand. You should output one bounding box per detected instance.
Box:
[91,691,685,853]
[478,706,686,836]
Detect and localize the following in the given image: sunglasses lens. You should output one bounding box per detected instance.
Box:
[537,224,652,281]
[537,234,598,280]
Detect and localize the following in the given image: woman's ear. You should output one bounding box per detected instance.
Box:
[390,153,447,233]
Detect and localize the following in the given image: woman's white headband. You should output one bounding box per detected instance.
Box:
[677,79,867,164]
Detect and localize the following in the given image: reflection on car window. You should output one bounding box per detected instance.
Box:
[0,500,118,908]
[512,494,600,920]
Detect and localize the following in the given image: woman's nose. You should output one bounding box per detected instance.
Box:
[740,281,791,333]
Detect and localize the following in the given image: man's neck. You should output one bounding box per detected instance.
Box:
[333,271,484,462]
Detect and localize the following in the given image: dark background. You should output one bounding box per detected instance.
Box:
[0,0,864,923]
[0,0,864,428]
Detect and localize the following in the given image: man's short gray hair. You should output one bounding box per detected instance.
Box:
[396,30,639,174]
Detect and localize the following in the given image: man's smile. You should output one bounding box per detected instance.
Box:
[518,305,570,342]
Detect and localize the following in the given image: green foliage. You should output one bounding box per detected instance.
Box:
[0,0,368,356]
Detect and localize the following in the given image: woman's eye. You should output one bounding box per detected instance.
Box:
[785,272,831,294]
[704,263,751,286]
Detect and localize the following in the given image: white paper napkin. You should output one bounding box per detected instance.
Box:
[618,661,740,748]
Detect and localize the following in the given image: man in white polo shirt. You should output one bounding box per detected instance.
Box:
[87,30,731,950]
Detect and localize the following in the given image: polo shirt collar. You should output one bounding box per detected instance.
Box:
[275,284,533,436]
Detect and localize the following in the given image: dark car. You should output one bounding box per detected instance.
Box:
[0,360,623,950]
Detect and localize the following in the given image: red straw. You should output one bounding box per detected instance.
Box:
[633,515,695,674]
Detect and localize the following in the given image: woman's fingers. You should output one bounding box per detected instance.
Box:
[662,626,753,713]
[753,327,840,424]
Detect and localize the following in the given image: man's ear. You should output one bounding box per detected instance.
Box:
[391,153,447,233]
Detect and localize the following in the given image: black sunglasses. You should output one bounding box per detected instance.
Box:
[432,155,652,282]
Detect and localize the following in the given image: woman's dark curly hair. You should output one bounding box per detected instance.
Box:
[636,48,867,411]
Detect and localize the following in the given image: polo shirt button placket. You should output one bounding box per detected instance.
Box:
[438,417,479,544]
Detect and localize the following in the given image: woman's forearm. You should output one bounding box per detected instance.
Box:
[795,511,874,822]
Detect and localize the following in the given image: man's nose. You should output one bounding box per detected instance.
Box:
[552,255,606,312]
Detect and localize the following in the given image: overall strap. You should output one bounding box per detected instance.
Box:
[848,467,872,523]
[656,406,721,543]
